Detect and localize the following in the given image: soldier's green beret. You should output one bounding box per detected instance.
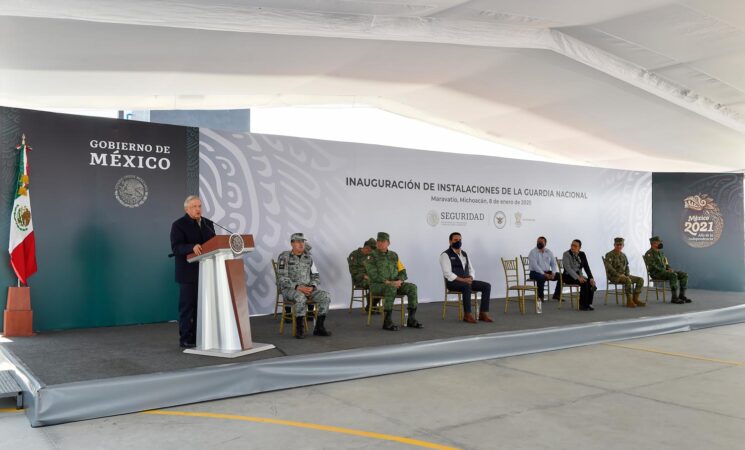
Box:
[290,232,306,242]
[377,232,390,241]
[614,237,624,245]
[364,238,377,249]
[649,236,661,244]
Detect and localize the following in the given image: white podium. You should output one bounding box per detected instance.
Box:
[184,234,274,358]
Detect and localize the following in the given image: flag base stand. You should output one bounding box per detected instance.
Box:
[3,287,34,337]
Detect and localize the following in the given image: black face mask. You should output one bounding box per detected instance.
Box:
[452,241,462,250]
[657,243,664,249]
[536,242,545,249]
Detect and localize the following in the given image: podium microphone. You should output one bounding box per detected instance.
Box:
[167,218,237,258]
[208,218,237,235]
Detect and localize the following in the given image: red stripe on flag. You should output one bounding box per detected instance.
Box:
[10,231,37,285]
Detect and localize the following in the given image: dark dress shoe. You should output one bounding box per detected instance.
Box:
[180,342,196,349]
[478,312,494,323]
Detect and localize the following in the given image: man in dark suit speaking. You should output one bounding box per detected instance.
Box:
[170,195,216,348]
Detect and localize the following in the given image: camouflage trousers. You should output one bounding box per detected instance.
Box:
[281,288,331,317]
[650,271,688,290]
[609,274,644,295]
[370,282,418,311]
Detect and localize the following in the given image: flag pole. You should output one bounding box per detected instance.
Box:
[5,132,35,336]
[18,134,25,288]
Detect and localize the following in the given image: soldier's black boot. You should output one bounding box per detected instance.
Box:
[406,308,424,329]
[294,316,305,339]
[313,315,332,336]
[382,310,398,331]
[670,287,684,304]
[679,288,692,303]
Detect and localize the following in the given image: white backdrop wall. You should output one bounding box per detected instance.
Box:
[199,129,652,315]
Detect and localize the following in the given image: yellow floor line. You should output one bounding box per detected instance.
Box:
[0,408,22,413]
[604,343,745,366]
[143,410,459,450]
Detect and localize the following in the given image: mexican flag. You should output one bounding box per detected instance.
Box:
[8,135,37,285]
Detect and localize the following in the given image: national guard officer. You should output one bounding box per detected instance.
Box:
[604,237,645,308]
[348,238,377,312]
[365,232,423,331]
[276,233,332,338]
[644,236,691,304]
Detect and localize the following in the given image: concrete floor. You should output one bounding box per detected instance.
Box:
[1,323,744,450]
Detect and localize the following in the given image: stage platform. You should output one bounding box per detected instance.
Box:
[2,289,744,426]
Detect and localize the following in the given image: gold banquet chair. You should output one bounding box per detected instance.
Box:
[349,283,369,313]
[501,257,538,314]
[367,291,407,326]
[271,259,283,318]
[602,256,624,306]
[520,254,550,300]
[272,260,316,336]
[644,262,670,303]
[441,278,480,320]
[555,258,580,310]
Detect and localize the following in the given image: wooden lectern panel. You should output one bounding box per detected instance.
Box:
[225,259,253,349]
[187,234,254,260]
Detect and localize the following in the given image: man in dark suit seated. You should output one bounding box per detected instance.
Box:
[555,239,597,311]
[170,195,216,348]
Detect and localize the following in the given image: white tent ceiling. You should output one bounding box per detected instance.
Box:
[0,1,743,171]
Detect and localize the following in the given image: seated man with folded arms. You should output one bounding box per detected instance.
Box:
[365,232,423,331]
[347,237,377,312]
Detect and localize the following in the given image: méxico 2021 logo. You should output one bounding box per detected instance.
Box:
[682,193,723,248]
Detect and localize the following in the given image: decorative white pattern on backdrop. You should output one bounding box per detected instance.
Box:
[200,129,652,315]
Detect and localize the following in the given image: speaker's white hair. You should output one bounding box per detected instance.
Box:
[184,195,201,208]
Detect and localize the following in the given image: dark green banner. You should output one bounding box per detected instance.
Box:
[1,107,198,330]
[652,173,744,291]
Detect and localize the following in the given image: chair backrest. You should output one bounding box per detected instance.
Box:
[501,257,520,287]
[601,256,610,277]
[519,255,531,280]
[554,257,565,290]
[642,254,654,282]
[271,259,280,287]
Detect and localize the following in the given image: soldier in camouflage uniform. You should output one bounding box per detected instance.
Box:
[643,236,691,304]
[604,237,645,308]
[348,238,378,312]
[365,232,423,331]
[348,238,377,288]
[276,233,332,338]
